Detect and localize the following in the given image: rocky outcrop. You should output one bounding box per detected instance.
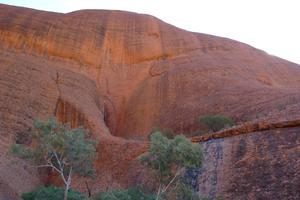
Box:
[1,4,300,139]
[196,126,300,200]
[191,118,300,143]
[0,3,300,199]
[189,119,300,200]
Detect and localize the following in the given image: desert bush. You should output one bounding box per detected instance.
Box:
[21,186,90,200]
[140,131,203,200]
[149,128,175,140]
[94,187,157,200]
[200,115,234,132]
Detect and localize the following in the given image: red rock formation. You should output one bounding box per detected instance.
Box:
[0,3,300,199]
[196,126,300,200]
[191,118,300,143]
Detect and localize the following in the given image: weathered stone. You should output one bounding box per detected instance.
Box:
[0,3,300,199]
[196,127,300,200]
[191,119,300,143]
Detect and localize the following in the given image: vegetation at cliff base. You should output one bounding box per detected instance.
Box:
[140,131,203,200]
[21,186,90,200]
[15,119,206,200]
[11,118,97,200]
[94,187,157,200]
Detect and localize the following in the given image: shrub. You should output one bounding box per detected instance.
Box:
[140,132,203,199]
[200,115,234,132]
[21,186,90,200]
[149,128,175,140]
[94,187,157,200]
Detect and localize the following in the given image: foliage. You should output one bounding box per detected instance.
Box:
[149,128,175,140]
[11,117,97,200]
[140,131,203,199]
[170,177,201,200]
[21,186,90,200]
[200,115,234,132]
[94,187,157,200]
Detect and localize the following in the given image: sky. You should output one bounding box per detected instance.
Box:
[1,0,299,64]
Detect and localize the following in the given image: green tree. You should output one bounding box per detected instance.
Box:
[200,115,234,132]
[140,132,203,200]
[11,118,97,200]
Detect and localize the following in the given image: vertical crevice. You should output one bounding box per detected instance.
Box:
[53,71,61,116]
[54,98,89,130]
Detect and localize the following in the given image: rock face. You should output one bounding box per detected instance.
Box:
[0,3,300,199]
[196,126,300,200]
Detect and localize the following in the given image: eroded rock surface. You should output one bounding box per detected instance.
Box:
[0,3,300,199]
[196,126,300,200]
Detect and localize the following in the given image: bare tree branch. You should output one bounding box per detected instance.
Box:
[162,167,184,193]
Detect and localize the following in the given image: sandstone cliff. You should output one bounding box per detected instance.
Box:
[196,125,300,200]
[0,4,299,199]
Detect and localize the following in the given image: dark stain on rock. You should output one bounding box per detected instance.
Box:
[235,138,247,161]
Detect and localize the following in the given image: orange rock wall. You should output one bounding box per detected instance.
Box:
[0,4,300,199]
[197,126,300,199]
[2,4,300,140]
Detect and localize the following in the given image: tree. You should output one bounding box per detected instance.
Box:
[11,117,97,200]
[140,132,203,200]
[200,115,234,132]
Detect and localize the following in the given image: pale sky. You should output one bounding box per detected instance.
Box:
[1,0,300,64]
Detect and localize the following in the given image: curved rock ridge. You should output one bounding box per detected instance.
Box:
[191,118,300,143]
[0,3,300,199]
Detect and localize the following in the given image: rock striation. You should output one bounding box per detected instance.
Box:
[0,3,300,199]
[196,126,300,200]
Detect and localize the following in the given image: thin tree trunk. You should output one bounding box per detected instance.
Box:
[64,167,72,200]
[64,184,69,200]
[156,184,162,200]
[162,168,183,194]
[85,181,91,197]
